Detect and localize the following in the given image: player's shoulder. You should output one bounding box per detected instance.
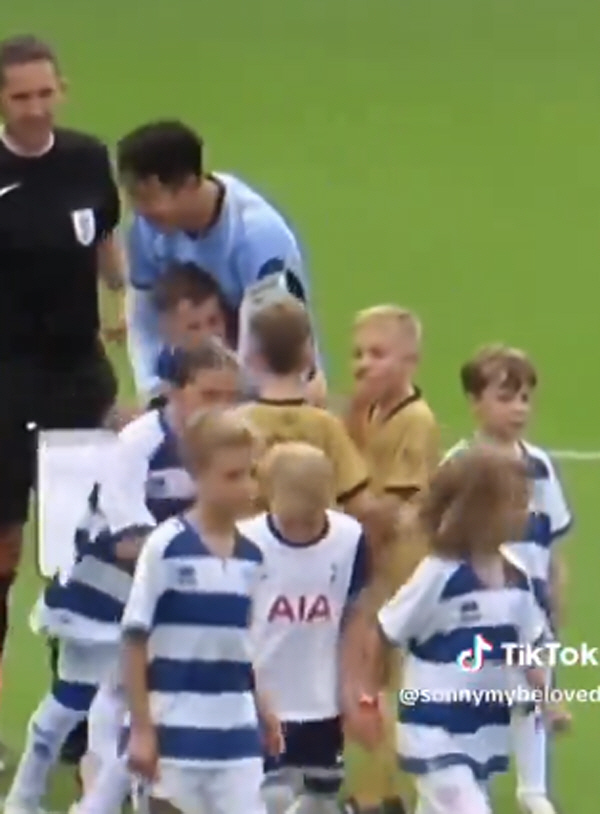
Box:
[236,511,269,545]
[421,554,457,581]
[520,440,557,480]
[118,409,163,454]
[311,405,347,430]
[397,390,436,425]
[434,555,485,600]
[383,390,437,438]
[144,516,187,559]
[324,509,364,544]
[53,128,110,161]
[499,545,533,589]
[219,172,297,241]
[442,437,471,464]
[397,555,452,603]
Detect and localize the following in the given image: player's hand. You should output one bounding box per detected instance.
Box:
[261,709,285,757]
[349,375,377,413]
[545,702,571,733]
[127,722,159,780]
[344,698,384,751]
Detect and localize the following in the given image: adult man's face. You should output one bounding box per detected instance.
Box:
[0,59,64,151]
[122,175,200,232]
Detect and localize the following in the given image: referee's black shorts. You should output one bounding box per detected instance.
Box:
[0,343,117,527]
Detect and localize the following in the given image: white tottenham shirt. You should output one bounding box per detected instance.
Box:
[239,509,368,722]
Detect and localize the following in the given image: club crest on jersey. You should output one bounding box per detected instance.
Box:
[176,565,197,587]
[459,600,480,622]
[268,594,331,623]
[71,208,96,246]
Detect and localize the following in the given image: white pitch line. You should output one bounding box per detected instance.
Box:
[549,450,600,461]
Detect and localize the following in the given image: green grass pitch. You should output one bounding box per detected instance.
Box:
[3,0,600,810]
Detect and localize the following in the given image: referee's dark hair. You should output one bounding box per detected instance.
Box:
[152,262,224,314]
[170,338,238,389]
[0,35,59,85]
[117,121,203,186]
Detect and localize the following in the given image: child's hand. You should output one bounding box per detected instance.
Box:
[344,694,385,751]
[128,722,159,781]
[261,709,285,757]
[545,702,571,733]
[349,375,377,413]
[255,689,284,756]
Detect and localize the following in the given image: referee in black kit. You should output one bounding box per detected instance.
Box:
[0,35,124,766]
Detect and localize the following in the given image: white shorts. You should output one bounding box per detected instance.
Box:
[415,766,491,814]
[152,759,266,814]
[88,680,127,762]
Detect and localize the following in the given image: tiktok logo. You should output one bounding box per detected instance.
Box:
[456,634,494,672]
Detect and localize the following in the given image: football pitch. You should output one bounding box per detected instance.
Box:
[3,0,600,810]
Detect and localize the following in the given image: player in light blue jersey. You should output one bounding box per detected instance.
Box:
[352,448,570,814]
[5,341,239,814]
[446,345,572,814]
[120,410,281,814]
[116,120,325,405]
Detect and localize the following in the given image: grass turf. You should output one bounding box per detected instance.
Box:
[3,0,600,810]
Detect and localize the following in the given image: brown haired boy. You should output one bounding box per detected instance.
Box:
[448,344,572,814]
[238,297,371,513]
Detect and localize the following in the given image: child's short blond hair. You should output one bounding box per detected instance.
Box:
[182,409,256,474]
[260,441,335,511]
[353,305,422,341]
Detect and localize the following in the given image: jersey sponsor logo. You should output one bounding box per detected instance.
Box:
[71,208,96,246]
[267,594,331,623]
[0,182,20,198]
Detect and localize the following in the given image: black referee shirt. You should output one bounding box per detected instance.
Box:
[0,128,120,362]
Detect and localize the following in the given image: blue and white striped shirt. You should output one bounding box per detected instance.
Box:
[122,516,264,766]
[39,410,195,644]
[379,553,543,781]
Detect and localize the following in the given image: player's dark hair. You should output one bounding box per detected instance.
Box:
[420,447,528,558]
[116,121,203,186]
[152,263,224,313]
[170,338,238,389]
[251,297,311,375]
[460,344,538,398]
[0,35,59,85]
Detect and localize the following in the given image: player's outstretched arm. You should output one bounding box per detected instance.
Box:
[125,219,164,401]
